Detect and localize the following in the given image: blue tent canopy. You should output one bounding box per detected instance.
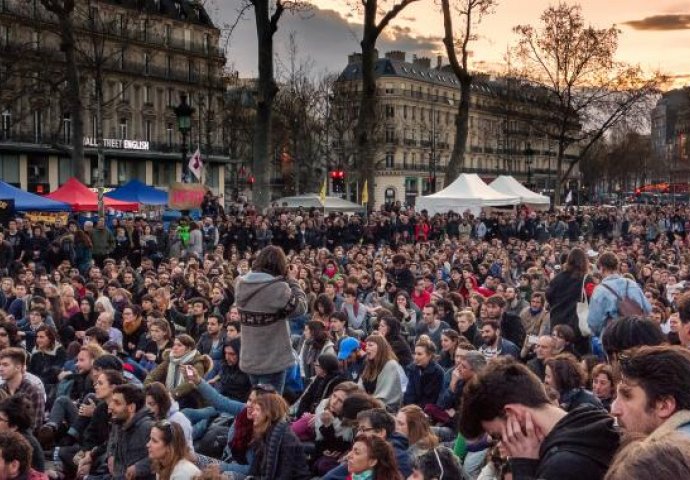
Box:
[0,181,70,212]
[105,179,168,206]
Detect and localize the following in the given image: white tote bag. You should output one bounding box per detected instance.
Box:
[577,276,592,337]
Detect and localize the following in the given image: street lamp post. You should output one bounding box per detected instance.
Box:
[524,142,535,189]
[174,93,194,182]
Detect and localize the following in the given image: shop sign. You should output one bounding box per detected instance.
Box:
[83,137,150,150]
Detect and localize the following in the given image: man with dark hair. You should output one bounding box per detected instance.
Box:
[460,358,619,479]
[322,407,412,480]
[235,245,307,393]
[479,319,520,359]
[0,430,42,479]
[611,345,690,438]
[416,304,451,351]
[485,295,525,347]
[676,292,690,348]
[587,252,650,336]
[600,316,665,361]
[0,348,44,430]
[107,384,153,479]
[0,396,44,473]
[387,254,414,294]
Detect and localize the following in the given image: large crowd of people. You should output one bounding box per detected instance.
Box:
[0,197,689,479]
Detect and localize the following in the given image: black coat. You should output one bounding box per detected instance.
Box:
[509,405,619,480]
[546,271,584,332]
[403,360,444,408]
[249,422,311,480]
[29,346,66,386]
[216,363,252,403]
[295,372,347,418]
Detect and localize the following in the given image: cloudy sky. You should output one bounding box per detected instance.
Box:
[210,0,690,85]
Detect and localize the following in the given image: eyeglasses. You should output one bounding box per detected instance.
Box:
[356,426,377,433]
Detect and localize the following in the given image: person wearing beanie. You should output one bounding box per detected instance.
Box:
[294,353,348,418]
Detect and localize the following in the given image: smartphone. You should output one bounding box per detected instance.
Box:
[184,365,195,379]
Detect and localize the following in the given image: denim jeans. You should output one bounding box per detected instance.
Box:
[48,396,79,427]
[248,370,287,394]
[181,406,218,440]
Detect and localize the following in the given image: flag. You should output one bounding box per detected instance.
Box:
[319,177,327,205]
[188,148,203,180]
[361,180,369,205]
[565,190,573,204]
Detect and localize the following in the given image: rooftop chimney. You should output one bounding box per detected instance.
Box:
[412,56,431,69]
[437,55,442,69]
[385,50,406,62]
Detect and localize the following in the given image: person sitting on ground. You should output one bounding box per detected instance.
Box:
[376,316,412,367]
[404,339,444,410]
[459,357,619,480]
[357,335,402,411]
[147,420,200,480]
[408,446,467,480]
[395,405,439,460]
[0,395,44,473]
[591,363,616,412]
[205,337,252,403]
[544,353,603,411]
[603,433,690,480]
[345,434,403,480]
[294,353,347,419]
[144,382,194,452]
[0,430,48,480]
[144,334,212,409]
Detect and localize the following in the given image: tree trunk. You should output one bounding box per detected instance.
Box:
[252,0,279,210]
[58,13,85,182]
[357,35,378,208]
[96,68,105,217]
[446,76,471,183]
[555,141,565,205]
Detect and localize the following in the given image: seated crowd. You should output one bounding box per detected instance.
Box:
[0,205,688,479]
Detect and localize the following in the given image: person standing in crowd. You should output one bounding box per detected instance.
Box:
[588,252,651,336]
[235,245,308,393]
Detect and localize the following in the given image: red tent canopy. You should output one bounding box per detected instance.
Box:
[45,177,139,212]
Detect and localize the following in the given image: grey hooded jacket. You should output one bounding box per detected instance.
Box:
[235,272,307,375]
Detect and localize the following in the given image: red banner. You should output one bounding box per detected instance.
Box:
[168,183,206,210]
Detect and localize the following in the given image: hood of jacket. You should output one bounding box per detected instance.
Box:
[540,404,619,467]
[235,272,293,313]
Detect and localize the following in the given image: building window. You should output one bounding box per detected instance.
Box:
[188,60,195,82]
[63,113,71,143]
[145,120,152,142]
[403,105,408,119]
[119,48,125,69]
[385,105,394,118]
[32,30,40,50]
[91,115,97,138]
[206,164,219,189]
[0,25,8,47]
[385,83,393,94]
[1,108,10,138]
[33,110,42,142]
[385,127,395,143]
[144,53,150,74]
[203,33,210,54]
[116,13,124,35]
[167,88,174,107]
[411,152,417,169]
[0,154,19,185]
[167,123,173,146]
[144,85,152,104]
[166,56,172,77]
[119,81,128,102]
[142,19,149,41]
[27,155,48,184]
[403,152,408,169]
[58,157,71,185]
[412,106,416,120]
[153,160,176,186]
[165,25,172,45]
[385,152,394,168]
[119,118,127,139]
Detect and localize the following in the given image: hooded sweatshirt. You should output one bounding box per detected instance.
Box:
[509,405,619,480]
[235,272,308,375]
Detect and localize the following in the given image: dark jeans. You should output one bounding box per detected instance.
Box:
[248,370,286,395]
[48,396,79,428]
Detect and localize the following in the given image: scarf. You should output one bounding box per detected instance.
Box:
[352,470,374,480]
[122,316,142,336]
[165,349,198,390]
[230,408,253,464]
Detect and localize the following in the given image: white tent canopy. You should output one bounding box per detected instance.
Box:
[489,175,551,209]
[416,173,520,215]
[272,194,366,213]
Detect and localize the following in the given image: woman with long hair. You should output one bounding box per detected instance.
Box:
[28,325,66,391]
[147,421,200,480]
[249,393,310,479]
[546,247,593,355]
[73,229,93,274]
[391,291,417,341]
[395,405,439,459]
[144,334,212,409]
[545,354,602,412]
[358,335,402,410]
[145,382,194,450]
[312,294,335,325]
[346,434,403,480]
[299,321,336,381]
[377,316,412,367]
[438,329,460,370]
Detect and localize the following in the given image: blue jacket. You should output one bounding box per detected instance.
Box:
[437,369,463,410]
[322,432,412,480]
[587,275,651,336]
[404,360,445,408]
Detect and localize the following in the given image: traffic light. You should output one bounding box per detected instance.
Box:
[330,170,345,193]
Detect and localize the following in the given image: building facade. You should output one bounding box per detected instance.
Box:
[0,0,227,195]
[335,50,581,207]
[651,87,690,181]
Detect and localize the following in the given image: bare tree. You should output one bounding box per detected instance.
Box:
[440,0,497,184]
[512,2,665,205]
[355,0,420,206]
[39,0,86,181]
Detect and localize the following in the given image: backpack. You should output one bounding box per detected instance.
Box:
[601,281,645,318]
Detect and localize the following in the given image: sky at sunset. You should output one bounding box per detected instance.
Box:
[215,0,690,86]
